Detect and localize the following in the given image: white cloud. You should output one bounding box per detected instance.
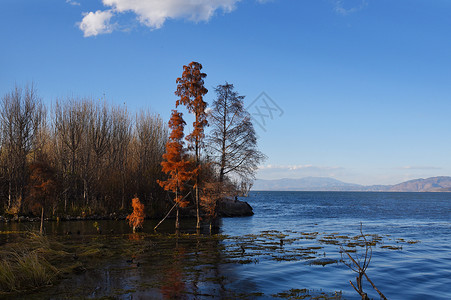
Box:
[259,164,341,171]
[399,166,442,170]
[79,0,242,36]
[104,0,239,28]
[66,0,81,6]
[334,0,368,16]
[256,164,346,181]
[79,10,115,37]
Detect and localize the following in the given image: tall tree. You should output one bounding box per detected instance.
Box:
[54,98,86,211]
[207,83,266,183]
[0,85,44,212]
[175,61,208,230]
[109,105,132,210]
[88,102,112,207]
[133,111,167,213]
[158,110,192,230]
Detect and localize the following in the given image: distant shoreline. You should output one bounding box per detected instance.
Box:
[252,176,451,193]
[251,190,451,193]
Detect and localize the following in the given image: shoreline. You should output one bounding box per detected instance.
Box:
[0,198,254,224]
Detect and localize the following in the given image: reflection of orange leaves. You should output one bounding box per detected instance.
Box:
[161,247,186,299]
[126,198,145,229]
[128,233,144,241]
[161,271,185,299]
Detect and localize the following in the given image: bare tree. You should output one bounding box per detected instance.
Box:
[88,102,112,207]
[109,105,132,209]
[207,83,266,184]
[132,111,167,213]
[53,98,89,211]
[0,84,44,212]
[0,86,170,217]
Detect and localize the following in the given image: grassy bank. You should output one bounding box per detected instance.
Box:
[0,232,62,293]
[0,230,151,296]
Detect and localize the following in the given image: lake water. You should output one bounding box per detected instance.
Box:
[2,191,450,299]
[221,191,451,299]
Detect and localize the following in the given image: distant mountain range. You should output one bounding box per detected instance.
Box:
[252,176,451,192]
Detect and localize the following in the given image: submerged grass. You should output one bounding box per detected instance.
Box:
[0,230,152,296]
[0,232,60,293]
[272,288,343,299]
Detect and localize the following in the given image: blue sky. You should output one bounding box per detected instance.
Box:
[1,0,451,185]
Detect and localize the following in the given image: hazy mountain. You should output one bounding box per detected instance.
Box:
[252,177,363,191]
[253,176,451,192]
[388,176,451,192]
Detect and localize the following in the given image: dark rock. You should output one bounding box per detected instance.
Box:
[217,198,254,217]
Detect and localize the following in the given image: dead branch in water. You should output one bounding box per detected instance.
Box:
[340,223,387,300]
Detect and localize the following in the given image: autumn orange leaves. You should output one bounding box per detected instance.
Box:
[158,110,193,209]
[127,61,209,232]
[127,197,146,232]
[157,62,209,231]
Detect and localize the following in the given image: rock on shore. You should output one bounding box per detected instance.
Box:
[217,198,254,217]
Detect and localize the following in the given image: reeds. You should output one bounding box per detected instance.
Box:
[0,232,59,293]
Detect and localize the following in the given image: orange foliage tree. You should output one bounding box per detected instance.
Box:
[27,160,57,234]
[175,61,208,230]
[126,197,145,232]
[158,110,193,230]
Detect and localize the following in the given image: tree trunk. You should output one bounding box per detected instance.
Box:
[8,181,11,209]
[176,206,180,230]
[154,203,177,231]
[83,179,88,206]
[121,173,125,210]
[196,184,200,230]
[195,139,201,231]
[40,206,44,234]
[219,95,227,183]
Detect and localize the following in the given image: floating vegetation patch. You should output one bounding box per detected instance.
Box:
[381,245,403,250]
[407,240,420,244]
[308,258,338,267]
[272,288,343,299]
[219,229,420,269]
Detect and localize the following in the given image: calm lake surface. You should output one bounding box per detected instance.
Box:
[222,191,451,299]
[2,191,450,299]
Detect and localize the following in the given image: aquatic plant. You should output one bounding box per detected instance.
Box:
[0,232,59,293]
[126,197,145,233]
